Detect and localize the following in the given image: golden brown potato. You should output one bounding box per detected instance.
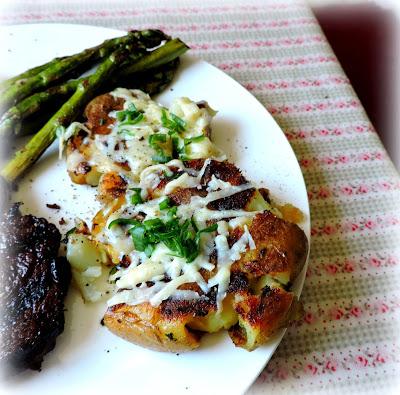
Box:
[104,300,208,352]
[232,211,308,285]
[229,286,296,351]
[97,172,128,204]
[88,158,308,352]
[84,93,124,135]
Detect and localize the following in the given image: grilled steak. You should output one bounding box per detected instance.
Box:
[0,204,71,373]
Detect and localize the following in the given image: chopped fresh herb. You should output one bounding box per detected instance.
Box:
[108,218,140,229]
[148,133,172,164]
[167,206,178,219]
[163,170,181,181]
[117,212,217,262]
[190,216,199,232]
[128,226,147,251]
[159,197,172,210]
[116,103,144,125]
[109,266,118,275]
[168,172,181,181]
[149,133,167,144]
[184,135,205,145]
[171,135,185,158]
[130,187,143,205]
[65,227,76,238]
[143,218,164,230]
[196,223,218,240]
[161,109,186,134]
[125,113,144,125]
[144,244,155,258]
[152,152,172,164]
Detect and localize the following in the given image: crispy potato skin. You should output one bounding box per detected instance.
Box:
[232,211,308,284]
[84,93,124,135]
[66,132,100,185]
[229,287,296,350]
[97,172,127,204]
[66,94,125,186]
[83,137,309,352]
[103,210,308,352]
[104,303,201,352]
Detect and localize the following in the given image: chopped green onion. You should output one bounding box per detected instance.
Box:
[143,218,164,230]
[144,244,155,258]
[108,218,140,229]
[130,187,143,205]
[184,135,205,145]
[161,109,186,134]
[190,217,199,232]
[170,113,186,129]
[121,113,144,125]
[167,206,178,219]
[129,226,147,251]
[196,223,218,240]
[149,133,167,144]
[159,197,172,210]
[152,153,172,164]
[109,266,118,275]
[65,226,76,238]
[148,133,172,164]
[116,103,144,125]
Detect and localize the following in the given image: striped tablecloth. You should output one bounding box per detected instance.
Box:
[1,1,399,394]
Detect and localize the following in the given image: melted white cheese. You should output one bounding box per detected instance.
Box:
[66,89,219,182]
[105,159,261,310]
[66,90,269,309]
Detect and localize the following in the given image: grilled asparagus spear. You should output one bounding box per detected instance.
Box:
[0,57,180,138]
[0,47,131,183]
[1,39,188,182]
[0,58,65,93]
[0,30,168,113]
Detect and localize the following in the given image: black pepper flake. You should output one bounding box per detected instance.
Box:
[46,203,61,210]
[100,318,105,326]
[59,217,66,225]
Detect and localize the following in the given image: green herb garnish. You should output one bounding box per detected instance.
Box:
[148,133,172,164]
[65,226,76,237]
[184,135,205,145]
[114,213,217,263]
[159,197,172,210]
[161,109,186,134]
[116,103,144,125]
[130,187,143,205]
[109,266,118,275]
[108,218,140,229]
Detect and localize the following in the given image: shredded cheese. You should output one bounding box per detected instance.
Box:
[104,158,262,310]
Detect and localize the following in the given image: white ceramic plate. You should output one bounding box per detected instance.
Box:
[0,24,310,395]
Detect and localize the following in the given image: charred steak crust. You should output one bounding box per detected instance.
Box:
[0,204,71,373]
